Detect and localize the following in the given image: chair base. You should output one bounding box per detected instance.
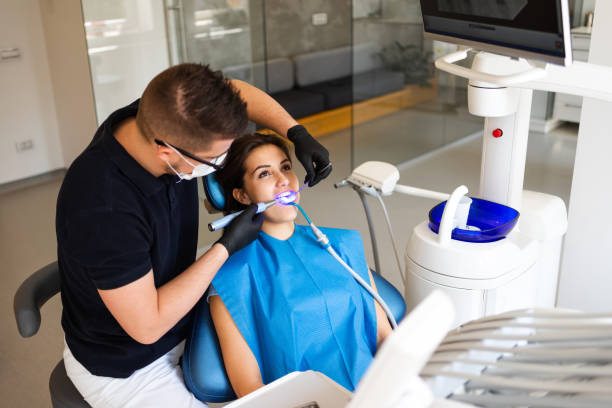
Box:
[50,359,91,408]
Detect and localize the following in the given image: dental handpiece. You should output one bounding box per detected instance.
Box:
[208,200,276,232]
[207,185,306,232]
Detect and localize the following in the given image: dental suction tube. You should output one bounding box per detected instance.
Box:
[289,202,399,330]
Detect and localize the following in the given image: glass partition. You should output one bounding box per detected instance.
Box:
[166,0,266,89]
[81,0,170,124]
[82,0,265,124]
[81,0,586,169]
[82,0,482,168]
[351,0,482,168]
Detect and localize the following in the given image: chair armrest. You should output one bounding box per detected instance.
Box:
[14,261,61,338]
[183,295,236,402]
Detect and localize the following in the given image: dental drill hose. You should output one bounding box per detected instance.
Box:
[307,219,399,330]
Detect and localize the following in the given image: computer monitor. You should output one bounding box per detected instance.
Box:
[420,0,573,66]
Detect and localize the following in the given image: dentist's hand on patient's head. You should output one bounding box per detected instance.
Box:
[216,204,264,256]
[287,125,332,187]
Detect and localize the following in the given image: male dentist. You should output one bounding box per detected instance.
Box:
[56,63,331,407]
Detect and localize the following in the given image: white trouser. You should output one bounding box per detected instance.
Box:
[63,340,208,408]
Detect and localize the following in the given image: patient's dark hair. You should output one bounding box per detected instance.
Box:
[216,133,291,213]
[136,63,248,151]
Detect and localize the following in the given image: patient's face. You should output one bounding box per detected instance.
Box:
[235,144,299,223]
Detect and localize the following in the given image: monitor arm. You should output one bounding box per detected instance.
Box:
[435,49,612,208]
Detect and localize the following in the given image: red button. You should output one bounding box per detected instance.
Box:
[492,128,503,138]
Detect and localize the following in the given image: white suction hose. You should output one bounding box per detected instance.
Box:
[438,186,469,247]
[308,221,399,330]
[372,190,407,287]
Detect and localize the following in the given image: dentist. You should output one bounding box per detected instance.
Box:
[55,63,331,408]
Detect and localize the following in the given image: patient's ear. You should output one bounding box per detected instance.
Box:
[233,188,252,205]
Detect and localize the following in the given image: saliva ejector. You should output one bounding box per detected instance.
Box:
[207,184,399,329]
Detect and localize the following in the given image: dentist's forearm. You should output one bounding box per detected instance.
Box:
[230,79,298,137]
[98,243,229,345]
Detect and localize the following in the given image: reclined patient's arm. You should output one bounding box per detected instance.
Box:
[367,270,393,346]
[210,295,264,398]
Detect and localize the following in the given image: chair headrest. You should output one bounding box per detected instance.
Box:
[202,173,226,212]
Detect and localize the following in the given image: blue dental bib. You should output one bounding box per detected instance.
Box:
[211,224,378,391]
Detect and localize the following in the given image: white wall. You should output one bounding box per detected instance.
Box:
[581,0,597,24]
[39,0,98,167]
[0,0,64,184]
[81,0,170,124]
[557,0,612,311]
[0,0,98,185]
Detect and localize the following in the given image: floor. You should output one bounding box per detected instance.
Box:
[0,107,578,406]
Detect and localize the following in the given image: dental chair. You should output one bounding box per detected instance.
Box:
[183,269,407,402]
[13,261,91,408]
[12,174,405,407]
[182,174,408,403]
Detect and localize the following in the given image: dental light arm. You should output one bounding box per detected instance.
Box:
[336,161,453,283]
[342,161,449,201]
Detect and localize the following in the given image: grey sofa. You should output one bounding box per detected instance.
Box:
[294,43,405,110]
[222,43,404,119]
[222,58,325,119]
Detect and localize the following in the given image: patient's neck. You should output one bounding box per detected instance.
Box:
[262,220,295,241]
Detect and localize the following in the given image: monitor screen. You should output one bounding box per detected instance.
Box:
[420,0,572,65]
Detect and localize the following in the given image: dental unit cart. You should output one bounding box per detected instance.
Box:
[339,0,612,329]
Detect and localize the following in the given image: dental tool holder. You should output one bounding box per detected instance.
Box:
[423,308,612,407]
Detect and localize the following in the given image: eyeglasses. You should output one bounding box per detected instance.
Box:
[154,139,227,171]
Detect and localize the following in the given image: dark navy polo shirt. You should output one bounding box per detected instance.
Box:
[56,100,199,378]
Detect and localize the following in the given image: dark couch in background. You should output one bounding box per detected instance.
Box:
[222,57,324,119]
[222,43,405,119]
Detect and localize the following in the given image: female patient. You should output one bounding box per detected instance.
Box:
[209,133,393,397]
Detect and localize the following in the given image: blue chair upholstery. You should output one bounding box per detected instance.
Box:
[182,271,406,403]
[202,173,226,212]
[183,291,236,402]
[371,271,407,324]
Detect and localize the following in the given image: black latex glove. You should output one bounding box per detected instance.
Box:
[216,204,263,256]
[287,125,332,187]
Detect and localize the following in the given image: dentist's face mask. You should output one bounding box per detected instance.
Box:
[156,139,227,181]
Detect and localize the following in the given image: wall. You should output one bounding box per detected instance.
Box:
[557,0,612,311]
[580,0,596,26]
[0,0,65,185]
[180,0,257,70]
[251,0,352,61]
[81,0,169,124]
[39,0,97,166]
[353,0,422,49]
